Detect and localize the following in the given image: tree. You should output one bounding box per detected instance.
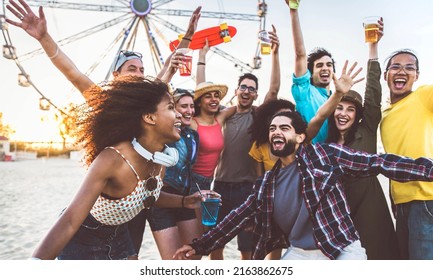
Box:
[0,112,15,138]
[55,103,79,150]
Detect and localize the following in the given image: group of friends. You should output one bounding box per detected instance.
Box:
[6,0,433,260]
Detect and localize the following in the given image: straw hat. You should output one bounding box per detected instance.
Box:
[194,82,228,101]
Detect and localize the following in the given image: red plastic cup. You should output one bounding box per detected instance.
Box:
[177,48,192,76]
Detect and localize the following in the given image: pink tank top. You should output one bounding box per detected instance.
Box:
[192,118,224,177]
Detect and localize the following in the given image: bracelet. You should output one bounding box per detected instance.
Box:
[197,62,205,66]
[369,58,379,61]
[182,37,192,42]
[48,45,59,59]
[181,196,186,208]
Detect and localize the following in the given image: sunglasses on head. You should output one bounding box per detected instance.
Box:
[113,50,143,72]
[174,88,195,96]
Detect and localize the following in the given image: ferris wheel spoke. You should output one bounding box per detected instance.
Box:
[114,0,130,7]
[154,9,260,21]
[105,16,141,80]
[152,0,175,9]
[25,0,130,13]
[141,17,164,74]
[86,18,138,78]
[19,13,132,61]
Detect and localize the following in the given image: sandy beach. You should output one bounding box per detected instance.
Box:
[0,157,240,260]
[0,157,393,260]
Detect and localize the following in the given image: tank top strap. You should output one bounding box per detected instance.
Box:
[193,117,200,127]
[105,147,141,181]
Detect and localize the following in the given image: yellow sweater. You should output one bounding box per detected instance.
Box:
[380,85,433,204]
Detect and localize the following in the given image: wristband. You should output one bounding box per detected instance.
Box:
[48,45,59,59]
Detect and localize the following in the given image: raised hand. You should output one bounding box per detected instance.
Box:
[185,6,202,37]
[6,0,47,40]
[332,60,364,95]
[199,38,210,57]
[268,24,280,53]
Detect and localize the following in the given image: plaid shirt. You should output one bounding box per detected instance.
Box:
[191,142,433,259]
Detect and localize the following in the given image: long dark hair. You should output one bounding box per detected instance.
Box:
[250,99,295,147]
[77,76,168,166]
[326,101,363,145]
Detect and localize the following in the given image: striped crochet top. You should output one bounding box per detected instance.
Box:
[90,147,163,226]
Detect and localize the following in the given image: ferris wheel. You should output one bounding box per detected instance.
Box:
[1,0,268,115]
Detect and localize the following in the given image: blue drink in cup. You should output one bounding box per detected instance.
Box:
[201,197,220,227]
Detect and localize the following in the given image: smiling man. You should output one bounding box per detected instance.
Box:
[194,26,281,260]
[173,110,433,260]
[380,49,433,259]
[287,2,336,143]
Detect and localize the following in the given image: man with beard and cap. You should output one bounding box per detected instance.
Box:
[173,109,433,260]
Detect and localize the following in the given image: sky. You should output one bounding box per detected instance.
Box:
[1,0,433,142]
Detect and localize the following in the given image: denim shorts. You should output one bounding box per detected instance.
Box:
[148,186,197,231]
[57,213,136,260]
[126,209,150,254]
[213,181,254,252]
[191,172,213,191]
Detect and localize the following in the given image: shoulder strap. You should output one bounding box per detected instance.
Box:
[105,147,140,181]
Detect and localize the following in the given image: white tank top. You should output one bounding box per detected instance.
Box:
[90,147,163,225]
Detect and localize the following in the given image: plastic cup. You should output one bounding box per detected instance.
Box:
[201,196,220,227]
[258,30,271,55]
[363,16,380,43]
[176,48,192,76]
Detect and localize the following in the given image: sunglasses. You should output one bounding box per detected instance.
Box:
[238,84,257,93]
[142,175,163,208]
[113,50,143,72]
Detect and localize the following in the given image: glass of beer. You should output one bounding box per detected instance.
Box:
[258,30,271,55]
[363,16,380,43]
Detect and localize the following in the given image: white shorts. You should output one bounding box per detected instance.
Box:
[280,240,367,260]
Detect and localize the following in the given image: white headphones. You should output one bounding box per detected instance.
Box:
[131,138,179,167]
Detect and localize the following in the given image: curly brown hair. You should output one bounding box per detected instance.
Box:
[249,99,295,147]
[76,76,169,166]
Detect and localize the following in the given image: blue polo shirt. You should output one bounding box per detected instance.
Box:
[292,71,330,143]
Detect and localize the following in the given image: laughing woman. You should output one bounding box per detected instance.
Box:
[31,76,208,260]
[326,18,399,260]
[149,88,205,260]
